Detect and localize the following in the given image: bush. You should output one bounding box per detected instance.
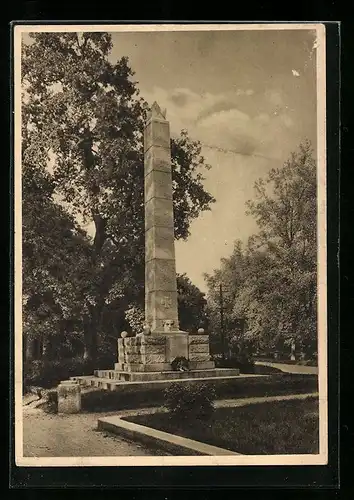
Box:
[164,382,216,420]
[213,354,255,373]
[23,357,94,390]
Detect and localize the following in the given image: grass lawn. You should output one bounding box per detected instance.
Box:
[125,397,319,455]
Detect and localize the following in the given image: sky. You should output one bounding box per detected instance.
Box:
[106,28,318,292]
[21,27,319,293]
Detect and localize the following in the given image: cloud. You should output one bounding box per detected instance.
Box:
[255,113,270,124]
[142,85,296,162]
[197,101,248,122]
[169,87,197,108]
[236,88,254,96]
[265,89,284,107]
[281,114,294,128]
[292,69,300,77]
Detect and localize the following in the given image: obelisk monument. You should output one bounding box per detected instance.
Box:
[114,102,216,376]
[144,102,181,334]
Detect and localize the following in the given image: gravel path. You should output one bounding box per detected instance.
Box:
[254,361,318,375]
[23,410,170,457]
[216,392,318,408]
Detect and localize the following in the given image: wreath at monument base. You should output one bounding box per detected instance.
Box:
[171,356,189,372]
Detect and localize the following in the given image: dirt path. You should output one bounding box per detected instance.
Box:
[254,361,318,375]
[216,392,318,408]
[23,410,170,457]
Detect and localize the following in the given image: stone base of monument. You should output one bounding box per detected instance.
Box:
[112,333,229,382]
[71,332,240,390]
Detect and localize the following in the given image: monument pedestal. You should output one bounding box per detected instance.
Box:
[113,332,216,381]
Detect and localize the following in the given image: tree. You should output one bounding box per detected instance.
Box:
[205,141,317,356]
[204,240,247,355]
[22,33,215,361]
[244,140,317,352]
[176,274,207,332]
[22,164,91,360]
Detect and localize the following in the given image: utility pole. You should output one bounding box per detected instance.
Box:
[210,283,231,360]
[219,283,225,360]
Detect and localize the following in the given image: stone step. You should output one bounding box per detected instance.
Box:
[93,368,240,382]
[70,371,243,392]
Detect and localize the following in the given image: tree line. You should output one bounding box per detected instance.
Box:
[205,141,317,359]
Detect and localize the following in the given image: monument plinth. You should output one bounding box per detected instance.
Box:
[72,102,239,388]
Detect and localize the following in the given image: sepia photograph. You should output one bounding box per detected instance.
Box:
[14,23,327,467]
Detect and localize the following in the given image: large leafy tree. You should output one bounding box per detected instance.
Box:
[205,141,317,355]
[177,273,208,332]
[22,32,215,361]
[22,164,91,360]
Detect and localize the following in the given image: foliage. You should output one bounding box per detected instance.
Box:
[164,382,216,420]
[22,165,91,357]
[23,357,94,390]
[177,273,207,332]
[205,141,317,355]
[124,304,145,335]
[213,353,255,373]
[22,32,215,360]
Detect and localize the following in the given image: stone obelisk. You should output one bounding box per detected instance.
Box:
[144,102,180,334]
[114,102,216,376]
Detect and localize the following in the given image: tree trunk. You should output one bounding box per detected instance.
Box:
[83,303,102,365]
[24,336,37,362]
[83,319,96,363]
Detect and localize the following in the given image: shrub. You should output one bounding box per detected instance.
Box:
[164,382,216,420]
[213,354,255,373]
[23,357,94,390]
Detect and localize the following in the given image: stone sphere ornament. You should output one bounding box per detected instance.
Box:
[121,331,128,339]
[143,324,151,336]
[197,328,205,334]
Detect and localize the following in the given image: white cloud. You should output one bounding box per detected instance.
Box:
[235,88,254,96]
[265,89,284,107]
[143,85,297,164]
[292,69,300,77]
[255,113,270,124]
[281,114,294,128]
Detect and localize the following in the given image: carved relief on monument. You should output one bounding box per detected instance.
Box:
[163,320,175,332]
